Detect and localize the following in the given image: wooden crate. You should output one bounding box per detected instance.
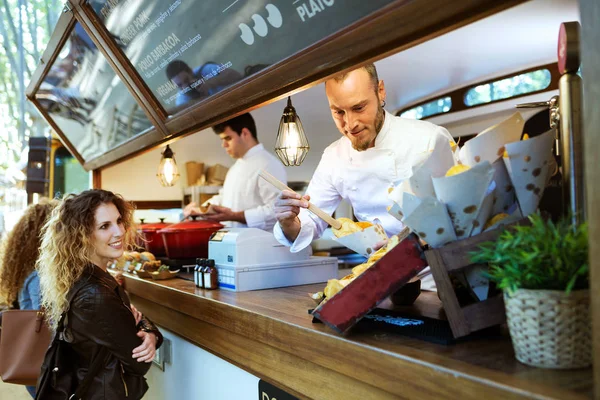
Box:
[425,225,515,338]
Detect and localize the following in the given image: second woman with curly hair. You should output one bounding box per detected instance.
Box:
[0,200,57,398]
[0,200,56,310]
[36,189,162,400]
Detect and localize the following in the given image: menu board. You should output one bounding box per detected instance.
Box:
[35,22,154,162]
[89,0,395,115]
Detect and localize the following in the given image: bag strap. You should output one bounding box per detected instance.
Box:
[70,347,109,400]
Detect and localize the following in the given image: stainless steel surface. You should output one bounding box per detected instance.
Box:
[558,73,585,224]
[516,95,560,129]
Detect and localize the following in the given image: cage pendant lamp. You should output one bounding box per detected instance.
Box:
[157,145,180,187]
[275,97,309,166]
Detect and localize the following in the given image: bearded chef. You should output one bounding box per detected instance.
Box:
[273,64,455,288]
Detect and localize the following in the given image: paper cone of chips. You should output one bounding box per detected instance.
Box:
[459,112,525,167]
[470,185,495,237]
[403,196,457,248]
[463,265,490,301]
[389,190,422,222]
[335,223,388,258]
[483,207,523,233]
[503,130,554,217]
[490,158,517,215]
[388,180,411,214]
[432,162,495,240]
[408,136,455,198]
[387,203,405,222]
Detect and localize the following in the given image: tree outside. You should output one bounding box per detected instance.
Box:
[0,0,61,221]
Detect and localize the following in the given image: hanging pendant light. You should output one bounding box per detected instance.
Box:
[275,96,309,166]
[156,145,180,187]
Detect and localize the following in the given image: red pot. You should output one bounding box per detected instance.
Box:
[158,218,223,259]
[137,219,171,257]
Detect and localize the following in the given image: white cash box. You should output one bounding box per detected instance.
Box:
[208,228,338,292]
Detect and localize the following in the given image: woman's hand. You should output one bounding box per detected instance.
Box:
[132,331,157,363]
[130,305,142,325]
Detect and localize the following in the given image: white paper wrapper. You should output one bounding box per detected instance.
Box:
[388,179,412,205]
[491,158,516,215]
[482,207,523,233]
[335,223,388,258]
[459,112,525,167]
[464,265,489,301]
[403,197,457,248]
[503,130,554,217]
[387,203,405,222]
[408,135,455,198]
[470,185,495,237]
[388,180,421,222]
[432,162,495,240]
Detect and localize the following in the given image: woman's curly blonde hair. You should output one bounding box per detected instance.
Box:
[0,200,57,306]
[37,189,137,329]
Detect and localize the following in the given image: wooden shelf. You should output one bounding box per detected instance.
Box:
[122,274,592,399]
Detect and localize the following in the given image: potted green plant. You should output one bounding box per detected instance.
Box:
[471,213,590,369]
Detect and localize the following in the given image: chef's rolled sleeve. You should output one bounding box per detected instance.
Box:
[273,217,317,252]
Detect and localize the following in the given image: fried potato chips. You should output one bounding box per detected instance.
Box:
[331,218,375,238]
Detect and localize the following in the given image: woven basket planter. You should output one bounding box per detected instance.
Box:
[504,288,591,369]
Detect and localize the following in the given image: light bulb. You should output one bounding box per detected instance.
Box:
[157,145,180,187]
[275,97,309,166]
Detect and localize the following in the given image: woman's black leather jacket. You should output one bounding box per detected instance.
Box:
[41,265,162,399]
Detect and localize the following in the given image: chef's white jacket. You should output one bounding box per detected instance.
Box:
[274,111,454,251]
[205,143,286,231]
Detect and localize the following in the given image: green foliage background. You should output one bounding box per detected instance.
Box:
[0,0,61,174]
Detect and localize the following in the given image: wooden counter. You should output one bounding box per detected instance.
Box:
[123,274,592,400]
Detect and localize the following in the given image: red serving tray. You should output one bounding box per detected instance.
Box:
[312,234,427,334]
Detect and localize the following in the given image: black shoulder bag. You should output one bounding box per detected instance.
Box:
[34,281,109,400]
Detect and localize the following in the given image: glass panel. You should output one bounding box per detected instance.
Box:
[464,69,551,107]
[53,147,91,198]
[400,96,452,120]
[35,22,153,162]
[89,0,395,114]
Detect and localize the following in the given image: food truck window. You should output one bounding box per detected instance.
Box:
[34,22,154,162]
[52,146,91,198]
[87,0,395,115]
[464,68,552,106]
[400,96,452,120]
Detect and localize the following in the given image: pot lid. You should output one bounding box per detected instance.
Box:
[137,218,172,232]
[158,217,223,233]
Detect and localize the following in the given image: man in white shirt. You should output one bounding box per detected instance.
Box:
[184,113,287,231]
[273,64,455,251]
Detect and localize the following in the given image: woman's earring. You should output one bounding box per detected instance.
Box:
[381,100,386,108]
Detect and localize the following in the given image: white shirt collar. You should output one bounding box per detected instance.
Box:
[242,143,264,160]
[374,110,393,148]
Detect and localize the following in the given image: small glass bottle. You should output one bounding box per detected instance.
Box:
[194,258,206,288]
[203,259,219,290]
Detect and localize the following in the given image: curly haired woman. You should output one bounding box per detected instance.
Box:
[0,201,56,309]
[0,200,56,397]
[36,189,162,400]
